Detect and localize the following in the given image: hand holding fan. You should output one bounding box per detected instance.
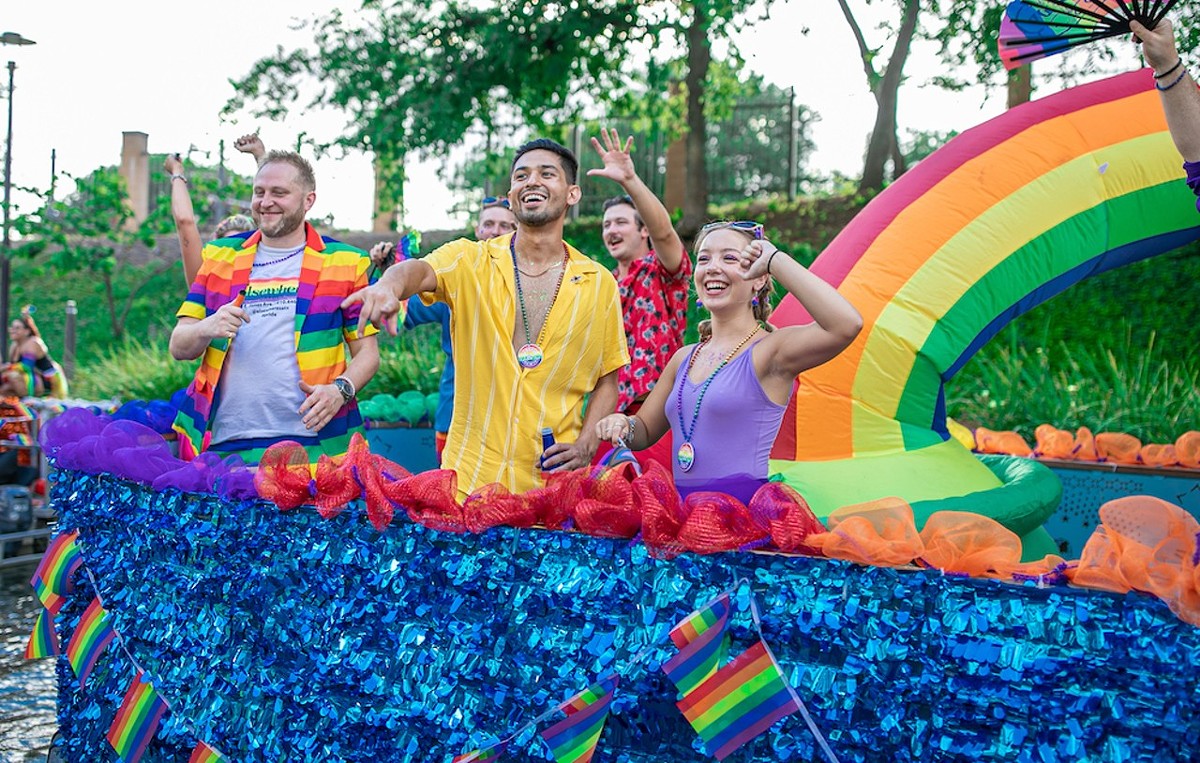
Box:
[999,0,1180,69]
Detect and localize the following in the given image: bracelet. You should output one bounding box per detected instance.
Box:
[625,415,638,446]
[1154,59,1182,79]
[765,249,780,275]
[1157,67,1188,92]
[169,173,188,184]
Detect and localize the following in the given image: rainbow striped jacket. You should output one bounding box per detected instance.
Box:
[171,223,377,463]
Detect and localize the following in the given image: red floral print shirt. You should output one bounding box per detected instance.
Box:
[614,248,692,411]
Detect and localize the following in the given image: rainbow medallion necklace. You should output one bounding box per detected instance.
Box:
[674,326,760,472]
[510,233,569,369]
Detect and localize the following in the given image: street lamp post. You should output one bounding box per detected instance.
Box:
[1,31,37,352]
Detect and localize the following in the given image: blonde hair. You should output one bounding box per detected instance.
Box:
[694,226,776,341]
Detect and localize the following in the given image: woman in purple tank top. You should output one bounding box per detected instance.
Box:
[595,221,863,503]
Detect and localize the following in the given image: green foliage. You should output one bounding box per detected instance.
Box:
[947,323,1199,443]
[370,325,446,396]
[72,336,199,402]
[901,128,959,166]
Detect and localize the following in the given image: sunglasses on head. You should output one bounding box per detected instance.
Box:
[698,220,763,240]
[482,196,511,209]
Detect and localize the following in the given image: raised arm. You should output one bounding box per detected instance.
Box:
[587,128,685,273]
[341,258,438,336]
[745,240,863,386]
[1132,18,1200,162]
[165,154,204,285]
[233,133,267,165]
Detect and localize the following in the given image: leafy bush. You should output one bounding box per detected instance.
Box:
[73,336,199,402]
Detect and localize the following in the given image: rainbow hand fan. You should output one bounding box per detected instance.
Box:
[999,0,1179,69]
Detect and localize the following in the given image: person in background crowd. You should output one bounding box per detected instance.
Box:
[7,308,67,398]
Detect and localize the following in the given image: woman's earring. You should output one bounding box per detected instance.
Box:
[695,299,703,308]
[751,297,759,307]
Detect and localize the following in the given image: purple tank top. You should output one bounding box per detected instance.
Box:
[666,340,786,500]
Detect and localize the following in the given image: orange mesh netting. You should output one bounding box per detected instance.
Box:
[1139,443,1178,468]
[975,428,1032,457]
[1073,426,1099,460]
[1033,424,1075,459]
[1071,496,1200,624]
[811,497,925,567]
[1095,432,1141,465]
[918,511,1022,578]
[255,442,314,510]
[1176,431,1200,468]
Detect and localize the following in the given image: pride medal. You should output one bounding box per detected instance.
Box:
[517,343,544,369]
[676,441,695,472]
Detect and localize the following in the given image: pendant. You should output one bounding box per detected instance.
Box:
[676,441,695,472]
[516,343,544,369]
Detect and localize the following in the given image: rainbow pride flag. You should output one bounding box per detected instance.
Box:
[450,744,505,762]
[66,597,115,687]
[662,592,731,695]
[107,671,169,763]
[540,675,618,763]
[188,740,226,762]
[29,530,82,614]
[677,640,799,761]
[24,607,59,659]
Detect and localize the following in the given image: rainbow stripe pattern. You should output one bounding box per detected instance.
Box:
[540,675,618,763]
[451,744,504,762]
[106,671,169,763]
[676,640,799,761]
[66,597,116,687]
[188,741,226,762]
[30,529,82,614]
[770,71,1200,499]
[24,607,59,659]
[173,222,376,464]
[662,593,731,695]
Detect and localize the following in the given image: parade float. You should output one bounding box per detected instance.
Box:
[22,70,1200,763]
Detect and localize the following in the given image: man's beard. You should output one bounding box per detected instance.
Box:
[255,206,306,239]
[515,200,565,228]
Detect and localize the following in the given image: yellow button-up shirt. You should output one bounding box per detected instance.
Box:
[422,235,629,498]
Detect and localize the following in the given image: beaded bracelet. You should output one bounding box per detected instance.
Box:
[1157,67,1188,92]
[1154,59,1182,79]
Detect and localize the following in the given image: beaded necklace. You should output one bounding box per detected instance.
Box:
[510,233,570,369]
[253,245,304,268]
[673,325,760,472]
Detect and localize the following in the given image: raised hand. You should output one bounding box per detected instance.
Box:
[737,239,781,281]
[164,153,184,175]
[586,127,637,185]
[233,133,266,161]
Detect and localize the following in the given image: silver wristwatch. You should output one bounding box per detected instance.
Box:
[333,376,356,404]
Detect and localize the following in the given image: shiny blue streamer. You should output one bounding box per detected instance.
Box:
[48,470,1200,762]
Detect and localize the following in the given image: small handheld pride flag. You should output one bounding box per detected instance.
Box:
[107,671,169,763]
[188,740,226,762]
[540,675,618,763]
[29,530,82,614]
[24,607,59,659]
[66,597,116,688]
[450,743,505,763]
[662,592,731,696]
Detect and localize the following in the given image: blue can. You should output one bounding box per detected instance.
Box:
[539,427,555,470]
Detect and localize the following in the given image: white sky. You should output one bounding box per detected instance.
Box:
[2,2,1145,232]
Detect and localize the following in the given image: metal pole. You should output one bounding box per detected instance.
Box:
[786,87,797,201]
[48,147,55,203]
[2,61,14,353]
[63,300,76,380]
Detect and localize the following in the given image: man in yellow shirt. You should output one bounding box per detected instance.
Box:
[345,139,629,497]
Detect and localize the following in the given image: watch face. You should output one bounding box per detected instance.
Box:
[335,378,353,400]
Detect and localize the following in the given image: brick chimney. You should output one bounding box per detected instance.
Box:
[119,131,150,228]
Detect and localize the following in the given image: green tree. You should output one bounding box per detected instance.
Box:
[225,0,779,237]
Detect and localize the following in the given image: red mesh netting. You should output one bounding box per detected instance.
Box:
[383,469,467,533]
[572,465,640,538]
[677,492,767,554]
[1096,432,1142,465]
[463,483,538,532]
[633,461,687,558]
[254,442,314,511]
[524,471,584,529]
[747,483,825,555]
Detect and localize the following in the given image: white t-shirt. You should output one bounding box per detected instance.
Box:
[209,244,310,446]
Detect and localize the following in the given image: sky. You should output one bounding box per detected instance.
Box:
[2,2,1147,233]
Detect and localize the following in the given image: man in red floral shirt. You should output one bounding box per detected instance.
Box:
[587,129,691,467]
